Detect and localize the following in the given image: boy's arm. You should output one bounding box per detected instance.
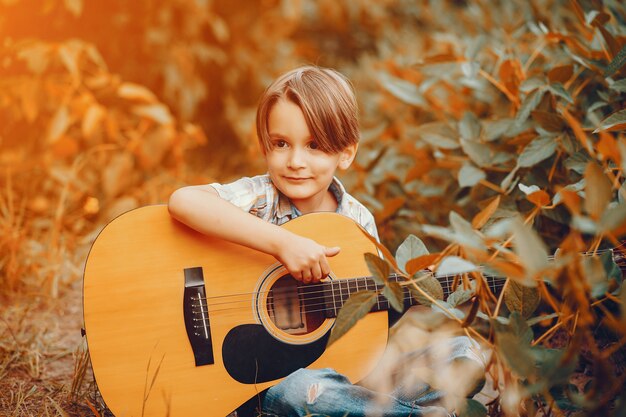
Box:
[168,185,340,283]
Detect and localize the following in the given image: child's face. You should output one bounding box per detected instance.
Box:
[264,98,356,213]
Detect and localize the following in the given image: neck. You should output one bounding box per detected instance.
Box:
[316,272,505,318]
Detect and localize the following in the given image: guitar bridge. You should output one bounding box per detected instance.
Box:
[183,267,214,366]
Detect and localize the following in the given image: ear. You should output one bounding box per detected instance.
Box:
[338,143,358,170]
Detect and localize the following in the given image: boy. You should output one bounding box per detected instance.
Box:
[169,66,481,416]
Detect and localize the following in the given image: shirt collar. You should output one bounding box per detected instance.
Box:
[275,176,346,222]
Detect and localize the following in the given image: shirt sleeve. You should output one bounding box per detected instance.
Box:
[209,177,268,216]
[360,210,380,242]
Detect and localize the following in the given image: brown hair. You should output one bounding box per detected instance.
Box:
[256,66,359,154]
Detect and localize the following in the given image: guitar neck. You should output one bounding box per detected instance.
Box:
[321,273,505,318]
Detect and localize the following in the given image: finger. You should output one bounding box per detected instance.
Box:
[311,263,323,283]
[320,258,331,279]
[325,246,341,257]
[301,269,312,284]
[290,270,303,282]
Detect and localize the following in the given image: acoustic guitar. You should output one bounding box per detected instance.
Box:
[83,205,502,416]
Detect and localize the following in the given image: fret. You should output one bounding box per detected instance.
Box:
[341,280,349,308]
[330,281,338,317]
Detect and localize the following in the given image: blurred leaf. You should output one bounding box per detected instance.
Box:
[584,162,612,219]
[472,196,501,229]
[447,283,474,307]
[600,250,622,286]
[378,71,425,106]
[531,110,565,132]
[375,197,405,223]
[548,64,573,84]
[517,136,558,168]
[605,44,626,76]
[459,112,481,140]
[515,88,546,126]
[406,254,439,275]
[417,122,460,149]
[461,139,493,167]
[431,300,465,319]
[582,255,608,299]
[594,109,626,133]
[133,104,173,124]
[609,79,626,93]
[383,281,404,312]
[504,281,541,318]
[395,234,429,274]
[458,399,487,417]
[327,291,378,347]
[548,83,574,104]
[497,332,535,378]
[599,203,626,232]
[449,211,485,250]
[47,106,71,143]
[527,190,551,207]
[511,218,549,282]
[118,83,158,103]
[409,272,444,306]
[436,256,479,277]
[364,253,390,285]
[458,163,486,188]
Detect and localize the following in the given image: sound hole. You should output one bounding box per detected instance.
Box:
[266,275,325,335]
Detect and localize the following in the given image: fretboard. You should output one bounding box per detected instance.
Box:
[321,273,506,318]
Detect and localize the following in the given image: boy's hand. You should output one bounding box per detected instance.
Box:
[275,234,340,284]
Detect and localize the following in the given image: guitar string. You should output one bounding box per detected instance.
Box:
[192,281,508,316]
[194,246,622,308]
[192,285,509,319]
[195,247,619,303]
[197,272,506,302]
[195,275,503,309]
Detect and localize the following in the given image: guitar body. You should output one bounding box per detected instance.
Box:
[83,205,389,417]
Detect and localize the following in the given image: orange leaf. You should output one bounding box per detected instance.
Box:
[52,135,79,158]
[472,195,501,229]
[559,189,581,215]
[375,197,405,223]
[527,190,550,207]
[406,254,440,275]
[487,259,526,280]
[547,64,574,84]
[597,133,620,164]
[561,107,593,155]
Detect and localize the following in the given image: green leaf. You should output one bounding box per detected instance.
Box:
[458,399,488,417]
[378,71,426,106]
[497,332,536,378]
[517,136,558,168]
[395,234,429,274]
[459,112,481,141]
[449,211,485,250]
[605,44,626,76]
[383,281,404,312]
[435,256,479,277]
[409,272,444,306]
[609,79,626,93]
[511,218,549,281]
[417,121,460,149]
[458,163,486,188]
[327,291,378,347]
[504,281,541,318]
[447,283,474,307]
[364,253,390,285]
[461,139,493,167]
[599,203,626,232]
[515,88,546,126]
[549,83,574,104]
[582,255,608,299]
[584,162,612,219]
[594,109,626,133]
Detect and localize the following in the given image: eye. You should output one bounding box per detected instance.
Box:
[309,141,319,150]
[274,140,288,148]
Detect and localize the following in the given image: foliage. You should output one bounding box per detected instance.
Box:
[332,1,626,416]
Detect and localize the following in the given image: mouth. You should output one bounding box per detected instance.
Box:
[284,177,311,181]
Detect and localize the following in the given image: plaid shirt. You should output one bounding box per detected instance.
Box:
[210,174,379,241]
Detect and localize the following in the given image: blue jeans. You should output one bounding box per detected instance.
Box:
[260,336,484,417]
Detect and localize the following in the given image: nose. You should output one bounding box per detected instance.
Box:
[287,148,306,169]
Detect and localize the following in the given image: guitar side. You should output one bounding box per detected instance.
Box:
[83,205,389,416]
